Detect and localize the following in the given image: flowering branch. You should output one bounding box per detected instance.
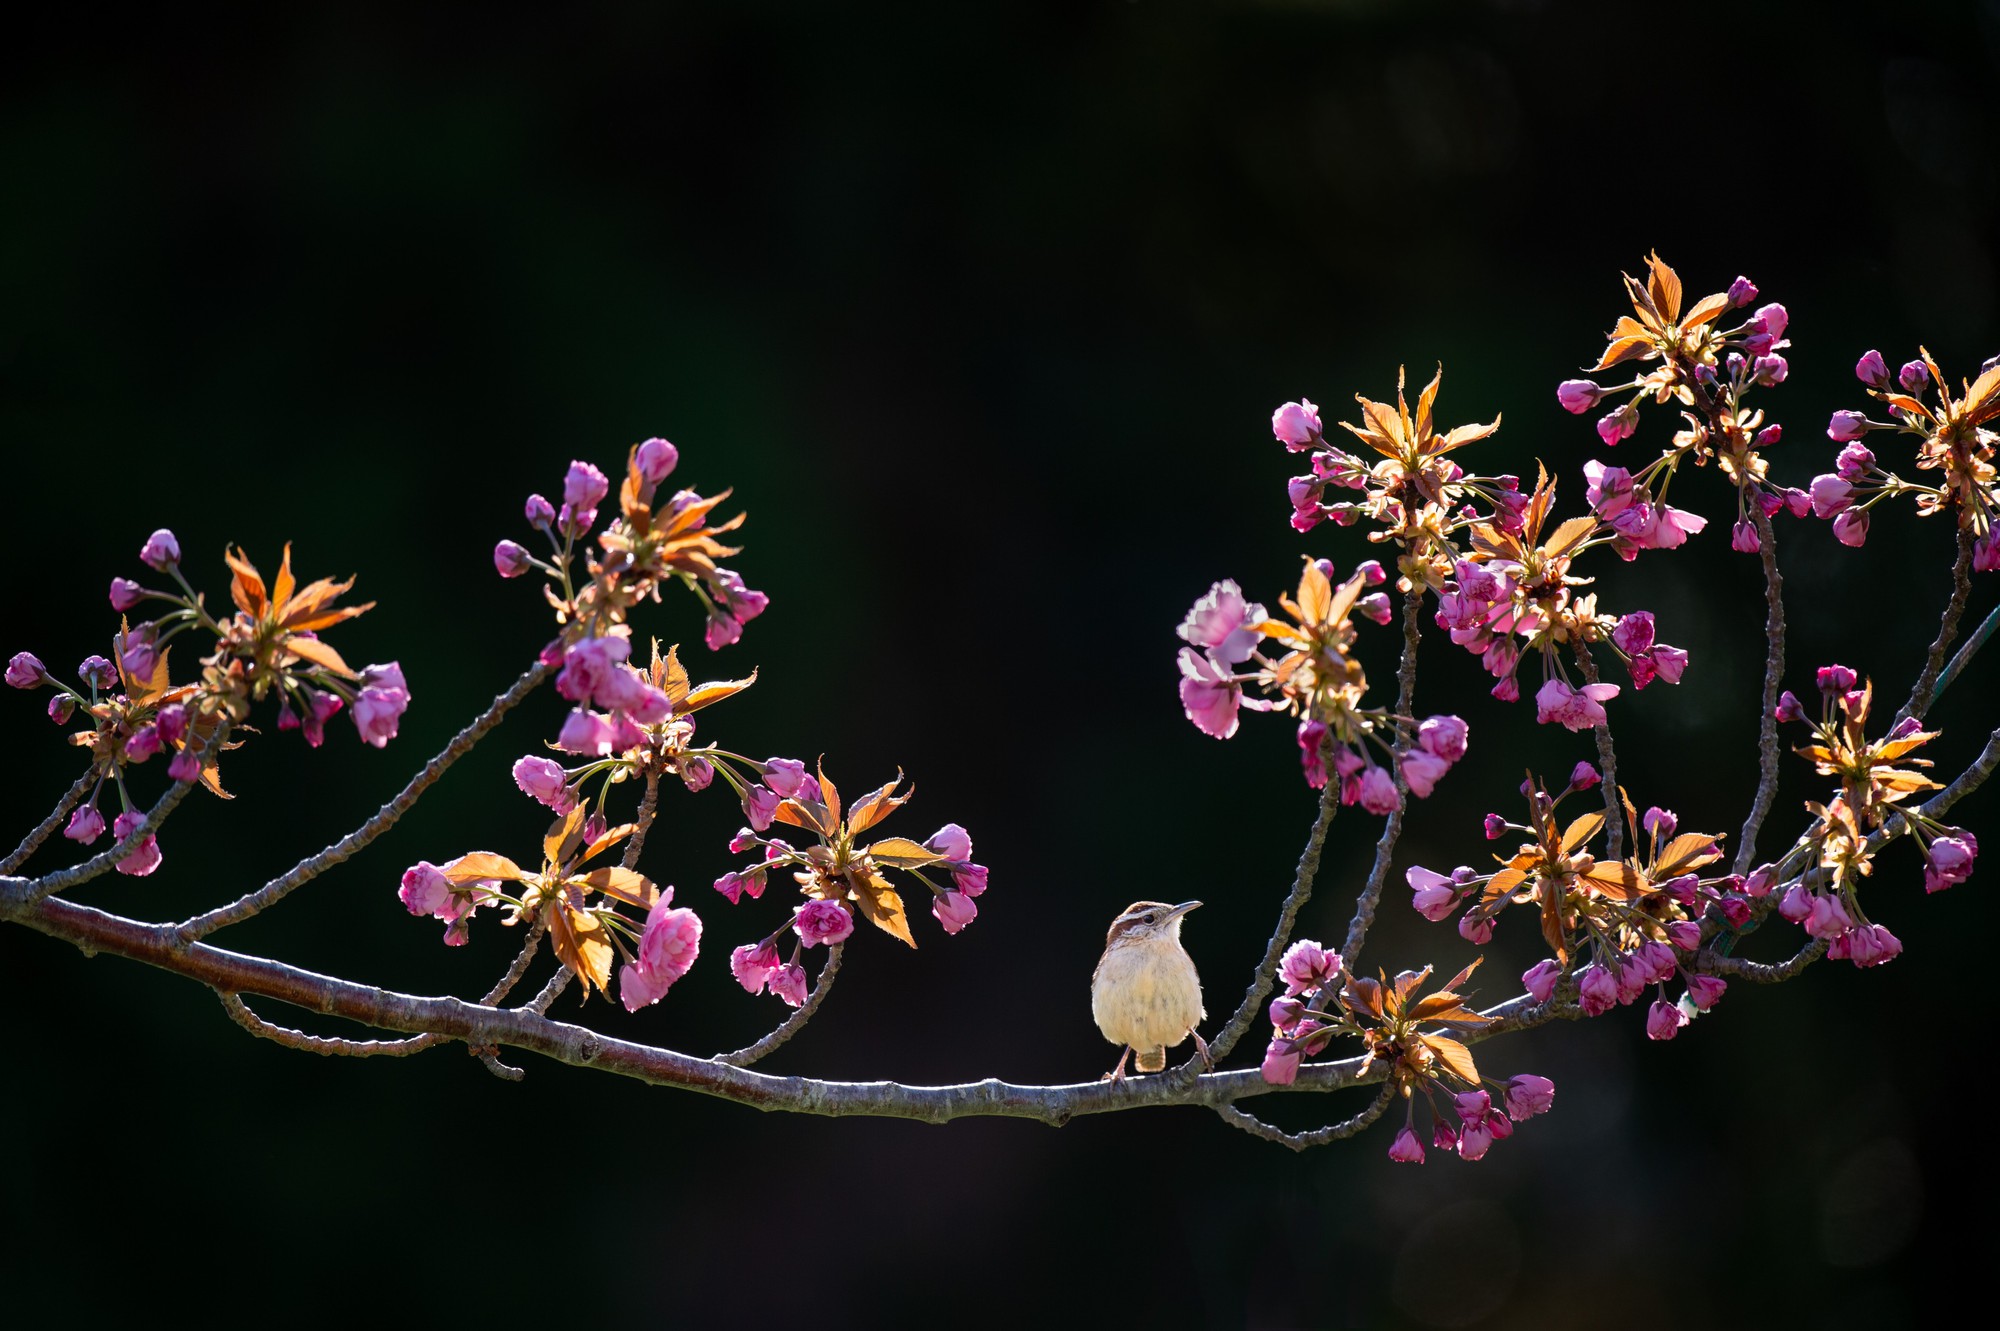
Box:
[177,662,552,941]
[0,767,94,875]
[718,941,843,1067]
[27,724,231,902]
[1570,643,1624,862]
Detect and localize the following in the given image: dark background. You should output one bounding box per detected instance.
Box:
[4,3,1996,1327]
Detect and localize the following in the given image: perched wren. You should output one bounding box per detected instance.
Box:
[1091,900,1209,1080]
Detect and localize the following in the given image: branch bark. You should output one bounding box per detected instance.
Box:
[1341,583,1425,967]
[1733,503,1786,875]
[0,767,95,876]
[174,661,552,940]
[1898,523,1977,725]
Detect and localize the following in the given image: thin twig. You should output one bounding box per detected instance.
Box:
[1341,584,1425,967]
[1,768,96,876]
[217,991,446,1057]
[1733,503,1786,875]
[1203,775,1341,1068]
[717,942,844,1067]
[176,661,552,940]
[1572,642,1623,860]
[622,770,662,872]
[1932,599,2000,707]
[482,919,549,1005]
[27,727,229,901]
[1701,937,1826,983]
[1901,524,1979,724]
[525,965,573,1015]
[1213,1082,1397,1152]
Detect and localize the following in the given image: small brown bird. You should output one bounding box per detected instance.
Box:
[1091,899,1209,1080]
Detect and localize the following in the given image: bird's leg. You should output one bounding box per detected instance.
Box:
[1101,1046,1132,1083]
[1192,1029,1213,1070]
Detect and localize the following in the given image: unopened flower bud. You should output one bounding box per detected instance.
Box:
[167,749,201,782]
[1855,349,1888,388]
[1569,762,1601,790]
[65,804,106,844]
[1522,958,1562,1003]
[109,577,146,611]
[1816,664,1857,695]
[1271,399,1322,449]
[1557,379,1603,414]
[1646,998,1688,1041]
[5,651,45,689]
[1752,354,1788,386]
[1387,1126,1425,1163]
[634,437,679,485]
[1827,411,1870,443]
[493,540,532,578]
[524,493,556,530]
[1726,275,1759,307]
[1898,359,1928,393]
[1484,813,1507,840]
[139,529,180,571]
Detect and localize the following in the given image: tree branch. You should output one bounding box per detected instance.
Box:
[1898,522,1977,725]
[175,661,552,940]
[1213,1082,1396,1152]
[1,767,96,876]
[1203,775,1340,1068]
[217,990,448,1058]
[622,770,662,872]
[1733,503,1787,875]
[1700,937,1826,983]
[26,728,229,902]
[717,941,843,1067]
[1340,583,1425,967]
[1934,599,2000,706]
[1572,642,1623,861]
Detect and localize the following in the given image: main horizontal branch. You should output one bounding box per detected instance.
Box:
[0,882,1566,1124]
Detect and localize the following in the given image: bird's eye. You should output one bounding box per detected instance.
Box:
[1143,913,1158,925]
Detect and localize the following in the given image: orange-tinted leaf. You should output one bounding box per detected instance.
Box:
[1593,334,1656,372]
[546,803,587,865]
[579,822,636,865]
[285,635,358,679]
[772,798,832,837]
[1581,861,1647,900]
[682,670,757,714]
[445,851,525,884]
[1358,396,1405,451]
[660,643,690,707]
[846,775,911,836]
[866,836,944,869]
[224,546,267,618]
[817,762,842,828]
[1682,290,1731,330]
[1343,976,1385,1020]
[1655,832,1724,876]
[579,866,660,910]
[850,868,916,947]
[1296,559,1333,625]
[1483,866,1529,902]
[1414,364,1442,441]
[551,904,615,996]
[1964,361,2000,425]
[1423,1034,1481,1085]
[1326,571,1366,630]
[1544,516,1597,559]
[1438,957,1483,994]
[660,487,734,538]
[271,543,296,614]
[1392,965,1434,1006]
[279,574,358,625]
[1645,252,1683,324]
[1561,811,1604,854]
[1436,415,1501,452]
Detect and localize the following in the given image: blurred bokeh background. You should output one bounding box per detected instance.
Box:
[4,2,1997,1326]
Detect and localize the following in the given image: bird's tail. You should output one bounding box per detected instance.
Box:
[1135,1046,1166,1073]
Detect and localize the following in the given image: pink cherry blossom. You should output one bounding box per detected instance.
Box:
[1407,866,1459,922]
[139,528,180,571]
[1457,913,1494,945]
[1596,403,1639,447]
[512,756,575,811]
[493,540,531,578]
[794,900,855,947]
[1646,998,1687,1041]
[621,891,703,1011]
[1271,399,1322,448]
[1582,461,1634,517]
[770,962,810,1008]
[730,941,783,994]
[1177,648,1241,740]
[111,811,161,876]
[1456,1119,1494,1161]
[1685,975,1726,1010]
[1176,581,1270,668]
[926,823,972,861]
[1578,964,1618,1016]
[1355,764,1398,814]
[1417,714,1468,763]
[1504,1074,1554,1119]
[932,889,978,934]
[635,437,679,484]
[556,635,631,702]
[1831,509,1869,547]
[1925,834,1978,892]
[556,708,619,756]
[1400,749,1450,799]
[167,750,200,782]
[1557,380,1602,414]
[1259,1039,1301,1085]
[1809,473,1854,517]
[1387,1126,1426,1163]
[563,460,610,511]
[1278,939,1339,995]
[1855,349,1888,387]
[742,784,781,831]
[1522,959,1561,1003]
[1731,519,1760,553]
[64,804,105,844]
[1535,678,1618,731]
[398,861,455,918]
[352,662,411,748]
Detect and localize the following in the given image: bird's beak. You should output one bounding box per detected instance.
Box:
[1165,900,1202,921]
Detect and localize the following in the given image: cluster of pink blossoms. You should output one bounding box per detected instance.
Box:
[715,769,987,1004]
[1258,941,1555,1163]
[1554,259,1808,552]
[10,529,407,879]
[1810,349,2000,562]
[1176,563,1470,808]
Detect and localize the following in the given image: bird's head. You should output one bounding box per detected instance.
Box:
[1103,899,1201,948]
